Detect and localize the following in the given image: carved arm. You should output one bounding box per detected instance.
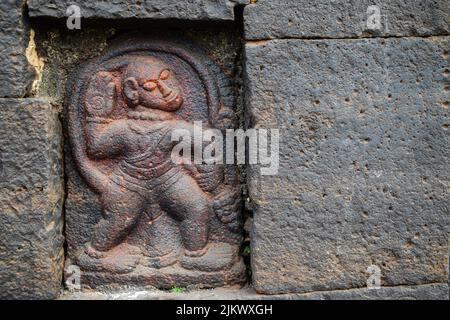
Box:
[85,117,128,159]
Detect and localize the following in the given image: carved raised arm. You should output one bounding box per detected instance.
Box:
[85,118,128,159]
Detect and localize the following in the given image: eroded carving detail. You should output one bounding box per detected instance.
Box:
[66,34,244,288]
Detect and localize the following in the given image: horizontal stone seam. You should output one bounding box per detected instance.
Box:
[262,282,449,296]
[28,15,237,22]
[245,33,450,44]
[0,97,50,103]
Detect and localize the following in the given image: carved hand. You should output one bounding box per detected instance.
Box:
[213,106,236,130]
[212,188,241,231]
[85,72,116,118]
[194,165,224,193]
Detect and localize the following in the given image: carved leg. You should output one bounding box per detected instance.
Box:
[159,173,210,252]
[158,173,238,272]
[76,183,145,273]
[91,183,145,251]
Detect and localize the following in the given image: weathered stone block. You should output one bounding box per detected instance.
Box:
[0,0,35,97]
[244,0,450,40]
[28,0,247,21]
[245,37,450,294]
[0,99,64,299]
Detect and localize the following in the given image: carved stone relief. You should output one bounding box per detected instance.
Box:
[65,33,244,289]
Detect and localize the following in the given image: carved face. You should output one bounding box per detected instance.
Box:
[123,57,183,111]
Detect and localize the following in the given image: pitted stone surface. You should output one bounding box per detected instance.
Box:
[245,37,450,294]
[244,0,450,40]
[28,0,248,21]
[0,0,35,97]
[0,99,64,299]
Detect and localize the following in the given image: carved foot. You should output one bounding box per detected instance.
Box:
[180,242,238,272]
[76,243,142,274]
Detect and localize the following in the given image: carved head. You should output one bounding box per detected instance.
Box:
[122,56,183,111]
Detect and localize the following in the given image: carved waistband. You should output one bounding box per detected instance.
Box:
[110,165,182,194]
[120,158,174,180]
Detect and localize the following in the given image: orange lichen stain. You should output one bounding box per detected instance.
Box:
[246,40,269,47]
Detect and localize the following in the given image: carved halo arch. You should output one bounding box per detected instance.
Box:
[66,34,235,195]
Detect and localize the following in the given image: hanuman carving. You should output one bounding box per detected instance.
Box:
[65,34,244,288]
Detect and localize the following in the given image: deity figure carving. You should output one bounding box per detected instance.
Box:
[65,34,244,288]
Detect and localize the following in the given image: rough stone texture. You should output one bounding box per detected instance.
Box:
[28,0,247,21]
[0,99,64,299]
[244,0,450,40]
[0,0,35,97]
[245,37,450,294]
[60,283,448,300]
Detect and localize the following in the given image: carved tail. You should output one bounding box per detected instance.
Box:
[66,67,110,195]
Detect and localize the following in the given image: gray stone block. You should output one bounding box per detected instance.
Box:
[244,0,450,40]
[245,37,450,294]
[0,98,64,299]
[0,0,35,97]
[299,283,449,300]
[28,0,247,21]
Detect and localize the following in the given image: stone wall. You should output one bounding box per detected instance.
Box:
[244,0,449,297]
[246,36,449,294]
[0,1,64,299]
[0,0,448,299]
